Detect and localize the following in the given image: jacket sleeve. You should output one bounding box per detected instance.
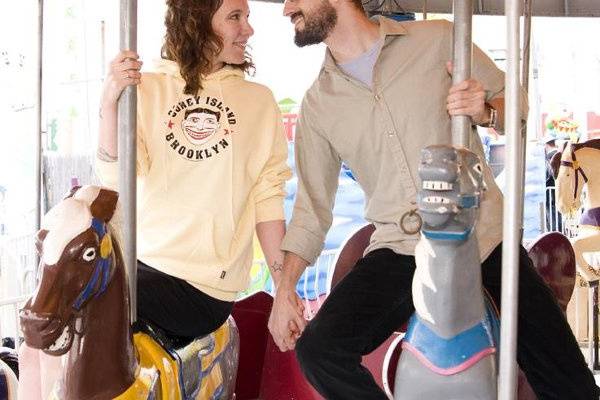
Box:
[95,85,151,190]
[254,100,293,223]
[280,98,342,264]
[472,42,529,126]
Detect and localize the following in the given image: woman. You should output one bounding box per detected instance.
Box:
[96,0,291,340]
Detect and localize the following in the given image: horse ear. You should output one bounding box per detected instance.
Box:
[560,141,568,152]
[550,151,562,179]
[35,229,48,256]
[90,188,119,223]
[64,186,82,200]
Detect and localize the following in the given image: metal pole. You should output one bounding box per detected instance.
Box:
[34,0,44,272]
[451,0,473,148]
[119,0,138,322]
[499,0,523,398]
[519,0,532,239]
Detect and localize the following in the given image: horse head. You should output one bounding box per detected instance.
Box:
[556,141,585,215]
[418,145,486,241]
[20,186,119,355]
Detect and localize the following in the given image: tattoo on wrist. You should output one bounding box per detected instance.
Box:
[97,147,118,162]
[271,261,283,272]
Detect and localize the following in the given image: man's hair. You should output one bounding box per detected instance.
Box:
[161,0,254,95]
[184,107,221,122]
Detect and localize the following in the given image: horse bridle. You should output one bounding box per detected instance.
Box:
[72,218,112,310]
[560,147,588,201]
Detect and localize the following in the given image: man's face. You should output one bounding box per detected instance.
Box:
[284,0,337,47]
[181,112,220,146]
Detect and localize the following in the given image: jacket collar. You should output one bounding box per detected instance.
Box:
[322,15,408,70]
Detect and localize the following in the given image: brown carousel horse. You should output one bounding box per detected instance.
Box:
[556,138,600,283]
[19,186,238,400]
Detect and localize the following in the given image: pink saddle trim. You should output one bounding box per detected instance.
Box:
[401,341,496,376]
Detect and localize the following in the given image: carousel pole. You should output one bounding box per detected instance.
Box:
[498,0,524,398]
[119,0,138,322]
[451,0,473,147]
[34,0,44,272]
[519,0,533,239]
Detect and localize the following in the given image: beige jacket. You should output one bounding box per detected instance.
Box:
[281,17,528,264]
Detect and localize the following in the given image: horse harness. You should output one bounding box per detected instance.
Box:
[561,147,589,202]
[72,218,113,310]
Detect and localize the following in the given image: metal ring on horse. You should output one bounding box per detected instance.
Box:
[400,209,422,235]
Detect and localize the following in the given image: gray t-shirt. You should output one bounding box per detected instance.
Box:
[338,38,384,88]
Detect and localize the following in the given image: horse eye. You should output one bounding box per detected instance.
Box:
[82,247,97,262]
[473,163,483,174]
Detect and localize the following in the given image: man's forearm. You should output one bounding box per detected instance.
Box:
[278,251,310,292]
[487,97,505,133]
[98,101,119,161]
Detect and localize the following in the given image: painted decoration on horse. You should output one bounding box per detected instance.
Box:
[556,138,600,282]
[19,186,238,400]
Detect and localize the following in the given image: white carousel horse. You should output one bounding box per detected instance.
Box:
[556,139,600,283]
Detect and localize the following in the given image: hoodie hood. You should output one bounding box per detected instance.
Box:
[152,59,245,83]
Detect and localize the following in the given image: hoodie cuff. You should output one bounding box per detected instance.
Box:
[255,196,285,224]
[94,157,119,191]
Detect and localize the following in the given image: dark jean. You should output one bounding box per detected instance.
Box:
[137,261,233,340]
[296,245,599,400]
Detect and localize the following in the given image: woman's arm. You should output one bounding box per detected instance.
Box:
[97,50,142,161]
[255,220,286,288]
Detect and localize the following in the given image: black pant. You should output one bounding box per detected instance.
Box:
[137,261,233,340]
[296,245,599,400]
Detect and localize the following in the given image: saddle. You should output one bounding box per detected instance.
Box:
[133,319,235,399]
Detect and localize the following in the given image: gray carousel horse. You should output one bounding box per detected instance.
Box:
[394,145,498,399]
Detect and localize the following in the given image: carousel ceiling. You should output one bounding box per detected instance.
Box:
[253,0,600,17]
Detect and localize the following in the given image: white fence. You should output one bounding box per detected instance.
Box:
[0,232,36,346]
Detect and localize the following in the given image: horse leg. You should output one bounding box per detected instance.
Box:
[17,344,63,400]
[572,234,600,283]
[17,344,41,400]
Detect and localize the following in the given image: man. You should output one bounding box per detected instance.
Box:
[268,0,600,399]
[544,136,563,232]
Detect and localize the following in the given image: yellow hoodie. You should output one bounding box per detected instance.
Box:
[96,60,291,301]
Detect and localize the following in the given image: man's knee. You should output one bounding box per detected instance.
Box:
[296,319,340,372]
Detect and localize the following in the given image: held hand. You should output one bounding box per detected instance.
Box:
[268,286,306,352]
[102,50,143,106]
[446,61,488,125]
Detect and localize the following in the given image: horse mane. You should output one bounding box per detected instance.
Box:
[550,151,562,179]
[572,138,600,152]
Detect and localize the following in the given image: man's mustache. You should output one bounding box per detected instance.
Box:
[290,11,304,23]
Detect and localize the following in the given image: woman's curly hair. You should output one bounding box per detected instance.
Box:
[162,0,254,95]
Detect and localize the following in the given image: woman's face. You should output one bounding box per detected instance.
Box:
[211,0,254,72]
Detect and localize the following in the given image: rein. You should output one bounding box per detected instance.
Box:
[72,218,112,310]
[560,148,588,202]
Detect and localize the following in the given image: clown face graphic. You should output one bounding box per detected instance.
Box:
[181,108,221,146]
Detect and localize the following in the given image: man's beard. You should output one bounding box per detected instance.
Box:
[293,1,337,47]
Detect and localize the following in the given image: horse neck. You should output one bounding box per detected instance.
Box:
[413,234,486,338]
[578,148,600,208]
[61,245,137,400]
